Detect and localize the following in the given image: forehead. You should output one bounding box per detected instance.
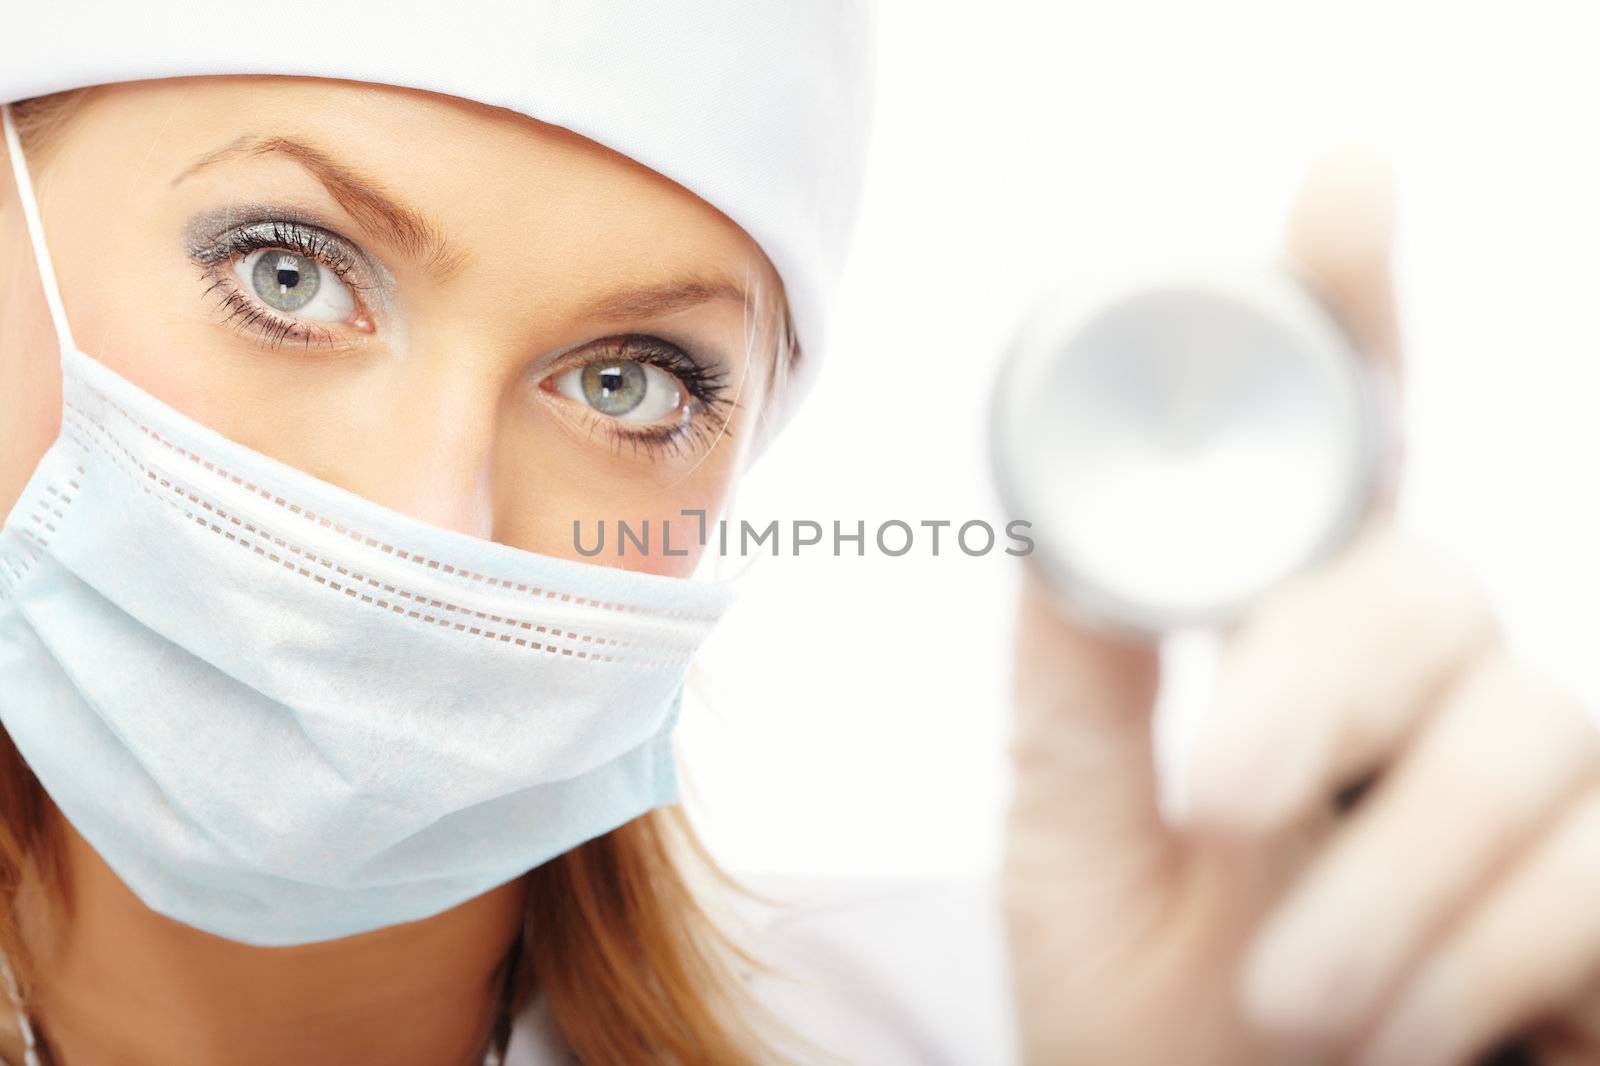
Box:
[74,76,773,299]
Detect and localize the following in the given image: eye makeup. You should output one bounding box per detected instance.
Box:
[542,333,738,460]
[183,204,380,349]
[179,205,740,459]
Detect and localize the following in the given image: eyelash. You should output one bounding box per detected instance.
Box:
[555,334,737,459]
[189,220,736,458]
[192,219,367,349]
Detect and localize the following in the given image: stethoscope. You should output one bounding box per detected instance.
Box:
[988,262,1401,819]
[989,262,1393,638]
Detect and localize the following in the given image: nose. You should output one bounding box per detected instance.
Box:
[359,353,501,541]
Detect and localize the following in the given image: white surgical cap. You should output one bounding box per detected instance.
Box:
[0,0,877,431]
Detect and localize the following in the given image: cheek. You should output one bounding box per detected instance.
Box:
[486,348,763,574]
[47,186,240,425]
[0,177,195,515]
[491,418,746,577]
[54,206,391,480]
[0,237,66,516]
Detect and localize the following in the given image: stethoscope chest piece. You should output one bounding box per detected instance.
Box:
[990,265,1385,635]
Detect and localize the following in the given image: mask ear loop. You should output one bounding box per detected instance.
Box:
[2,103,78,358]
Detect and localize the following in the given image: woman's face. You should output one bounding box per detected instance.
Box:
[0,77,782,575]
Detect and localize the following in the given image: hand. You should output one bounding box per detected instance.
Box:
[1003,148,1600,1066]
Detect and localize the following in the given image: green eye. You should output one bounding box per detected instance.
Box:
[251,251,321,313]
[553,358,685,424]
[581,362,647,416]
[234,247,356,323]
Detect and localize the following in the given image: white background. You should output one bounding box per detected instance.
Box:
[679,0,1600,883]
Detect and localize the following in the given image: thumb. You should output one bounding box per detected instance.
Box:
[1006,564,1169,911]
[1006,564,1212,1060]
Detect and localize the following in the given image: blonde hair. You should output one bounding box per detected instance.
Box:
[1,88,797,1065]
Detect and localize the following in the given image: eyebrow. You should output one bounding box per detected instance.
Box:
[172,135,467,279]
[577,276,753,324]
[172,136,756,323]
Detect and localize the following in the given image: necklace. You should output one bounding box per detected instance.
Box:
[0,949,513,1066]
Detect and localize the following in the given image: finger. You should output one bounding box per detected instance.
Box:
[1282,142,1402,376]
[1355,787,1600,1066]
[1006,567,1175,1059]
[1011,563,1164,896]
[1281,145,1407,515]
[1182,523,1499,833]
[1238,649,1599,1039]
